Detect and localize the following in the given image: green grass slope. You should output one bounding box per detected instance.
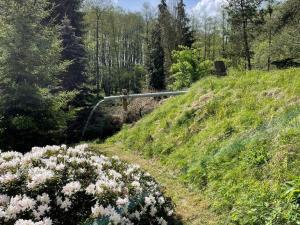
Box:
[108,69,300,224]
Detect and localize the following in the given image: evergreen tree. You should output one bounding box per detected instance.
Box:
[49,0,84,36]
[158,0,177,78]
[0,0,68,152]
[148,23,166,90]
[48,0,87,91]
[59,17,86,90]
[176,0,194,48]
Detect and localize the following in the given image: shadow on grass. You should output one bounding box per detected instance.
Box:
[171,215,185,225]
[84,216,183,225]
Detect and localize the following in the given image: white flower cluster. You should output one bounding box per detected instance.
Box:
[0,144,174,225]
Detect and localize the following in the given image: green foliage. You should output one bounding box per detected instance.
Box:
[46,0,88,91]
[169,47,213,90]
[148,22,165,90]
[59,17,87,91]
[157,0,178,78]
[84,7,145,95]
[286,178,300,205]
[192,17,223,62]
[252,0,300,69]
[225,0,263,70]
[109,68,300,224]
[0,0,72,152]
[120,65,146,93]
[270,2,300,62]
[175,0,194,48]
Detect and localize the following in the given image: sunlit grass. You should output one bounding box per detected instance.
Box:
[105,68,300,224]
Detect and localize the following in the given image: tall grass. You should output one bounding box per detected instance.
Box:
[108,68,300,224]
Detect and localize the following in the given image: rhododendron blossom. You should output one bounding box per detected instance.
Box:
[0,144,174,225]
[62,181,81,196]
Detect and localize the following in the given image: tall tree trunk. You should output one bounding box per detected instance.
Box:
[208,31,211,60]
[212,22,216,61]
[110,14,120,92]
[204,19,207,60]
[222,10,226,56]
[241,0,251,70]
[96,11,100,97]
[267,0,272,71]
[242,19,251,70]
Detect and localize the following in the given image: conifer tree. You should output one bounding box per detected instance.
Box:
[148,23,166,90]
[59,17,86,90]
[49,0,84,36]
[158,0,177,78]
[0,0,67,152]
[48,0,87,91]
[176,0,194,47]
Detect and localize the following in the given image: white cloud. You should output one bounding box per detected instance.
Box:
[191,0,225,18]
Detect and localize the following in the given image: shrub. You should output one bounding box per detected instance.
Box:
[0,144,174,225]
[169,47,213,90]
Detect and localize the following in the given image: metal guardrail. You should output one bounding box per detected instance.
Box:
[103,90,188,101]
[104,90,188,112]
[81,90,188,139]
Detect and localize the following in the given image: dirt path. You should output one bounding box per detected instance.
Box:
[91,143,220,225]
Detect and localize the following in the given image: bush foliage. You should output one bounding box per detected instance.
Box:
[169,47,213,90]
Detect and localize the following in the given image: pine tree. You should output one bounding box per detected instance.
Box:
[148,23,166,90]
[176,0,194,48]
[0,0,67,152]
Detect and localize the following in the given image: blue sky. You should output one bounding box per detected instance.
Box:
[114,0,223,16]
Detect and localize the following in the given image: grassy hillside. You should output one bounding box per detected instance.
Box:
[107,68,300,224]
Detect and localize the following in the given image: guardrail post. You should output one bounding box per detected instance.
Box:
[122,89,128,121]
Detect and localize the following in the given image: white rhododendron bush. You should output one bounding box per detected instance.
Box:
[0,144,174,225]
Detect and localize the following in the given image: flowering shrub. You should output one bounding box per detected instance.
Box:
[0,144,174,225]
